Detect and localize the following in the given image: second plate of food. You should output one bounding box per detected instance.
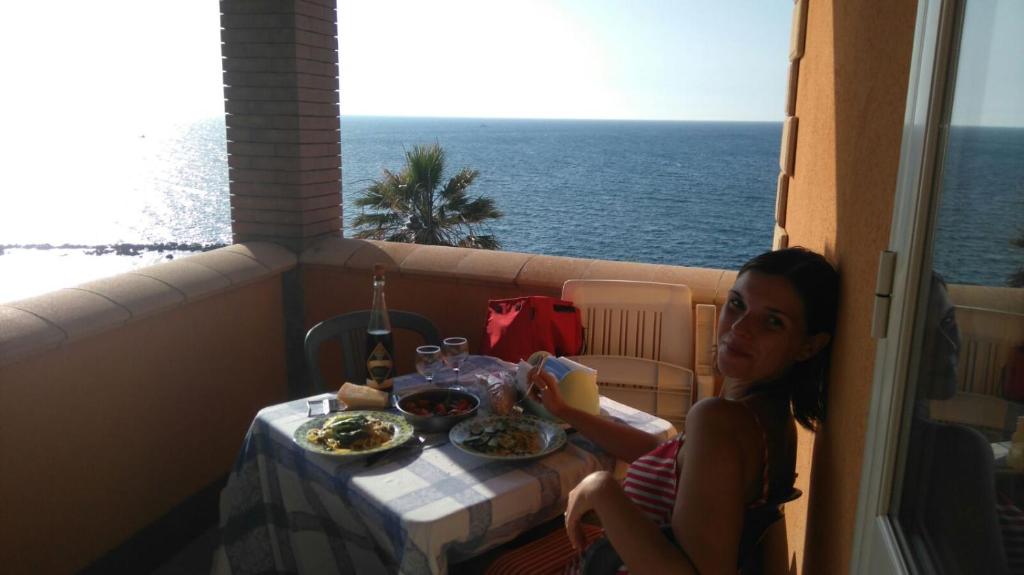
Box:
[449,415,566,461]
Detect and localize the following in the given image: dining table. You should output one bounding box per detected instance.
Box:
[212,355,678,575]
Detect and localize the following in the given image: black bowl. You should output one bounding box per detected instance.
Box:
[395,388,480,433]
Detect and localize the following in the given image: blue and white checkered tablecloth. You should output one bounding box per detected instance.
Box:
[213,356,676,575]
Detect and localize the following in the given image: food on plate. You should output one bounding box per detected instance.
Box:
[338,382,389,409]
[305,413,394,453]
[460,419,543,457]
[399,395,475,417]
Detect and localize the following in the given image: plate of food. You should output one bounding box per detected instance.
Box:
[294,411,414,458]
[449,415,566,461]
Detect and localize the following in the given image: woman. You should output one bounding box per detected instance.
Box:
[486,247,839,575]
[898,273,1007,574]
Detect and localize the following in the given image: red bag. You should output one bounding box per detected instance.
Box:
[480,296,584,363]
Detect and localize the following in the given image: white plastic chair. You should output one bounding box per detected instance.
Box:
[566,355,692,431]
[562,280,716,426]
[562,280,694,365]
[694,303,718,401]
[952,306,1024,396]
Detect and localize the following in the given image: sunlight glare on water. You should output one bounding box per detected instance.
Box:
[1,119,230,246]
[0,248,191,304]
[0,0,226,246]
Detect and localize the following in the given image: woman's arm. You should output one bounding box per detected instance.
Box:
[566,398,763,574]
[530,367,661,462]
[566,471,698,573]
[668,398,760,574]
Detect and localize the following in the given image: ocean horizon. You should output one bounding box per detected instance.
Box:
[1,116,1020,299]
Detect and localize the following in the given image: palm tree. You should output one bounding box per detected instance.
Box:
[1009,230,1024,288]
[352,143,503,249]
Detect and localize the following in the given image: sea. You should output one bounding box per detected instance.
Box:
[1,116,1021,299]
[342,117,781,271]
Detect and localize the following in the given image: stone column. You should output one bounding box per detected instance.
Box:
[220,0,341,252]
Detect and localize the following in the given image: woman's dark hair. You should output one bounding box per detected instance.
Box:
[738,247,840,430]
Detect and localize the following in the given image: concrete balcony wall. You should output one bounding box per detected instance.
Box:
[0,243,295,574]
[1,231,1016,574]
[300,237,737,390]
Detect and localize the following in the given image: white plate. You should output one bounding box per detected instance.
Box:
[293,411,414,458]
[449,415,566,461]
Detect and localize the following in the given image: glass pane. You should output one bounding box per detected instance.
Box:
[893,1,1024,573]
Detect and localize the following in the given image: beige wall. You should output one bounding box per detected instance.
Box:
[0,245,293,574]
[785,0,920,572]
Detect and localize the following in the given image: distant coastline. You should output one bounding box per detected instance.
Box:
[1,117,1020,294]
[341,114,784,125]
[0,242,226,258]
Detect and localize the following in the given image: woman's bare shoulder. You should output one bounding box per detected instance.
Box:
[683,397,766,462]
[686,397,761,433]
[682,398,767,491]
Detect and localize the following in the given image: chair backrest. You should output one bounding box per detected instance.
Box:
[567,355,694,431]
[304,310,441,393]
[899,419,1008,574]
[953,305,1024,396]
[694,303,718,400]
[562,280,694,368]
[563,279,721,409]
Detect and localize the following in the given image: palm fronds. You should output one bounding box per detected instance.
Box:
[351,143,503,250]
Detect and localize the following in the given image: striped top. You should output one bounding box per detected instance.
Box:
[610,408,775,575]
[606,438,684,575]
[621,437,685,526]
[622,410,773,528]
[487,404,788,575]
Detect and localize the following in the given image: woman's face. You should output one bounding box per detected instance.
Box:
[717,271,827,384]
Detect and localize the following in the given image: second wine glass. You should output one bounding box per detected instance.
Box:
[415,345,444,385]
[443,337,469,385]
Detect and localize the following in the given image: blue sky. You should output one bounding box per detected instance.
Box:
[0,0,793,124]
[0,0,1019,126]
[950,0,1024,127]
[337,0,792,121]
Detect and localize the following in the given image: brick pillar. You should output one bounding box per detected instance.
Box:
[220,0,341,252]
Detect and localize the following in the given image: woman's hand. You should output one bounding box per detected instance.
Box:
[564,470,616,550]
[528,365,569,418]
[527,363,661,462]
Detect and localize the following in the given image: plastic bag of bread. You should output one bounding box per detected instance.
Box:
[482,372,516,416]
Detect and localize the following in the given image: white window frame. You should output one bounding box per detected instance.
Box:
[849,0,964,572]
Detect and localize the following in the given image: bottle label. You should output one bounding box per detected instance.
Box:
[366,341,394,390]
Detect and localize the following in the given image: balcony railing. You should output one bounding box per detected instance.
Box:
[1,236,1016,573]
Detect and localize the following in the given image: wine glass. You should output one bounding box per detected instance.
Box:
[443,337,469,385]
[415,345,444,385]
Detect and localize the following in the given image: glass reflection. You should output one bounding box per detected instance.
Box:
[897,275,1007,574]
[893,1,1024,573]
